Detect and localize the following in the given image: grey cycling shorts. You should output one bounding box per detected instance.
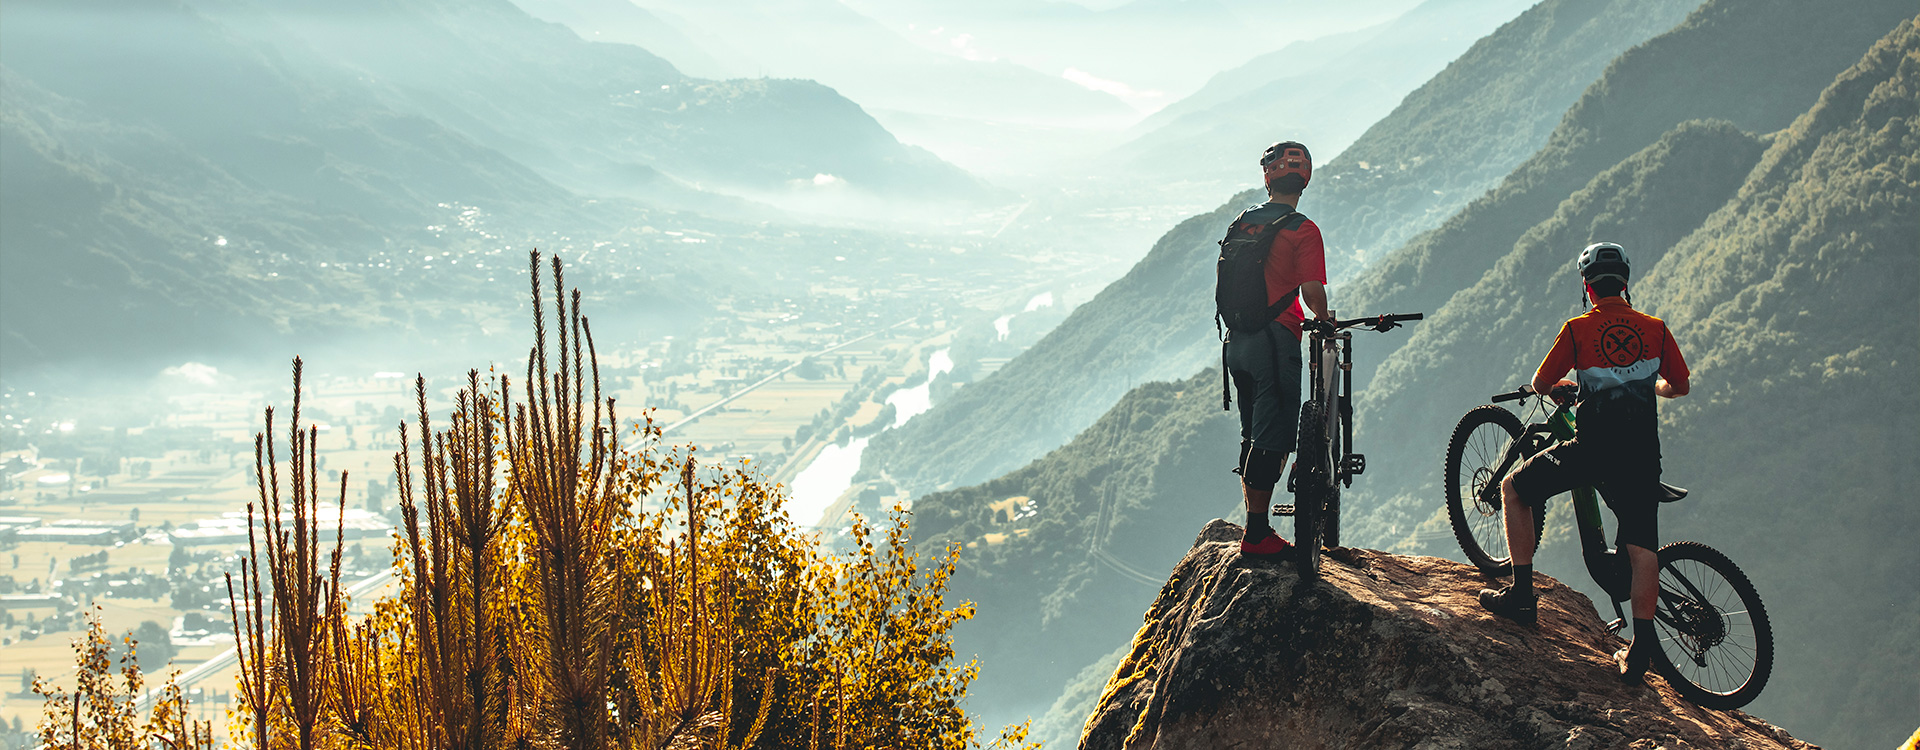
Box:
[1224,322,1303,453]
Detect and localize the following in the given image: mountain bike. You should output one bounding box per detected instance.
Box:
[1443,384,1774,709]
[1280,312,1422,577]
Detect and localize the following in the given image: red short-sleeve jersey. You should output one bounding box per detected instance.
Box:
[1227,202,1327,339]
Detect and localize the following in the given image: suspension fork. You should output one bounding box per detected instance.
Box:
[1476,423,1555,508]
[1340,332,1353,461]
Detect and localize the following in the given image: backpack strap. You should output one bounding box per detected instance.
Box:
[1258,211,1304,322]
[1221,209,1305,412]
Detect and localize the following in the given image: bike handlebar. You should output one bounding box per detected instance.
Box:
[1490,383,1577,403]
[1302,312,1425,334]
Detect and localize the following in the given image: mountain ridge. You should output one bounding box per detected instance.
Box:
[867,0,1710,498]
[932,12,1918,747]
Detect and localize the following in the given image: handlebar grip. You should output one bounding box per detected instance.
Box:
[1389,313,1424,322]
[1490,390,1527,403]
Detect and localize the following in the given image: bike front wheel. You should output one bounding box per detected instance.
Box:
[1648,541,1774,710]
[1443,405,1541,575]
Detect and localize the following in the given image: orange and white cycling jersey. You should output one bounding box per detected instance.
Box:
[1534,297,1689,448]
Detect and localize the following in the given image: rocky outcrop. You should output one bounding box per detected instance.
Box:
[1077,520,1816,750]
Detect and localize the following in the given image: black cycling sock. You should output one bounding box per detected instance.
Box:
[1513,564,1535,597]
[1246,510,1271,538]
[1631,617,1655,656]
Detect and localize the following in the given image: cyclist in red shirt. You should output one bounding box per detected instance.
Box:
[1223,141,1333,557]
[1477,242,1690,681]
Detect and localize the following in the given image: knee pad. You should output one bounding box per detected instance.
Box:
[1240,446,1285,491]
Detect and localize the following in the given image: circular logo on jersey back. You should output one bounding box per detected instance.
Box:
[1597,323,1646,367]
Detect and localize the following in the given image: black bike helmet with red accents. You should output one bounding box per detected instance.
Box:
[1577,241,1630,284]
[1261,141,1312,194]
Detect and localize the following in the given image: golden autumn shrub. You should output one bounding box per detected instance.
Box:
[45,252,1032,750]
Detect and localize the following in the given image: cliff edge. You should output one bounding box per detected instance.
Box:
[1077,520,1816,750]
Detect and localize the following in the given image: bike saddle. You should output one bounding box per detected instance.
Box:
[1659,482,1689,503]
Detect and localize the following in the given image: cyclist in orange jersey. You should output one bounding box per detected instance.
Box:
[1477,242,1690,682]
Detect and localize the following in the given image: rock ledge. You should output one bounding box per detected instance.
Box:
[1077,519,1814,750]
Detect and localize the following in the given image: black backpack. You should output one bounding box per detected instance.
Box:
[1215,209,1303,410]
[1215,210,1302,334]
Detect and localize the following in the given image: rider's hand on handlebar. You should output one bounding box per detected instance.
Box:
[1548,379,1577,405]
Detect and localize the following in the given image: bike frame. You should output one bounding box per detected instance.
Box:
[1304,326,1353,484]
[1482,397,1634,607]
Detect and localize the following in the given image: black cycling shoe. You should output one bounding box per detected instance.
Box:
[1614,646,1651,683]
[1477,585,1537,626]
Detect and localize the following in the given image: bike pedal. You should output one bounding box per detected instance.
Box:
[1342,454,1367,476]
[1603,617,1626,634]
[1273,504,1295,516]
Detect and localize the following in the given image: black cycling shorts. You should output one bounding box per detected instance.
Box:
[1224,322,1303,453]
[1509,437,1661,552]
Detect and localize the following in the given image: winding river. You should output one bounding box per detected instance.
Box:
[787,348,953,526]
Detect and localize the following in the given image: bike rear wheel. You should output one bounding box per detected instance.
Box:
[1648,541,1774,710]
[1443,405,1542,575]
[1293,400,1330,577]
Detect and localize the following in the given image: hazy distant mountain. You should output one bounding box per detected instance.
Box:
[509,0,738,79]
[0,0,1009,372]
[864,0,1706,498]
[844,0,1426,112]
[1110,0,1538,183]
[181,0,996,206]
[614,0,1135,127]
[927,11,1919,747]
[0,0,578,369]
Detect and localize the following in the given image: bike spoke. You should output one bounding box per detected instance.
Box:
[1654,557,1764,696]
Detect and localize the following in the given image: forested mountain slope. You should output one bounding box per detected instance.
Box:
[866,0,1705,496]
[1622,23,1918,743]
[1341,120,1769,550]
[864,192,1259,496]
[1352,20,1919,745]
[941,15,1917,747]
[1334,0,1917,344]
[1313,0,1704,270]
[909,370,1242,727]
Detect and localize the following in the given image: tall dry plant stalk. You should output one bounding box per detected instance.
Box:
[225,357,348,750]
[501,252,624,748]
[396,369,507,749]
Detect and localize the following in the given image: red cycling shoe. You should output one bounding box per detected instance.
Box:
[1240,531,1294,557]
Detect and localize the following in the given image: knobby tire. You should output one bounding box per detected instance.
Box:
[1649,541,1774,710]
[1294,400,1329,577]
[1443,405,1542,575]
